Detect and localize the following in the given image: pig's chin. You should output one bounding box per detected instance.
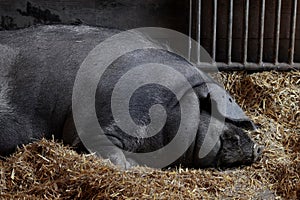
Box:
[215,146,255,169]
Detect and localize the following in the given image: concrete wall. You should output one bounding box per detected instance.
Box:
[0,0,190,34]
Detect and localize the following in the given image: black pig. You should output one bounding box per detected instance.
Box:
[0,25,263,169]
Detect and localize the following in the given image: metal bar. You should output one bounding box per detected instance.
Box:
[259,0,266,64]
[274,0,282,64]
[289,0,298,64]
[188,0,193,61]
[197,0,201,64]
[212,0,217,62]
[243,0,249,64]
[228,0,233,64]
[196,62,300,71]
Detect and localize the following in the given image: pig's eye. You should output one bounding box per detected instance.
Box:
[221,132,240,142]
[233,135,240,141]
[232,135,241,146]
[222,131,232,140]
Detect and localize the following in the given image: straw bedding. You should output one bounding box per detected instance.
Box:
[0,70,299,199]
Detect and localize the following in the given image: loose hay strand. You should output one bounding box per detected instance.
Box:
[0,70,299,199]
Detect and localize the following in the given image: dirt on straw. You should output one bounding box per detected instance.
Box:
[0,70,299,199]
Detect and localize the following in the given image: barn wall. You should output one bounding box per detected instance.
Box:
[0,0,190,34]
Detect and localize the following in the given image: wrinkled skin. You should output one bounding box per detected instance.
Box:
[0,25,263,169]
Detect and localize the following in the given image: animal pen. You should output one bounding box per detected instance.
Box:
[1,0,300,71]
[0,0,299,199]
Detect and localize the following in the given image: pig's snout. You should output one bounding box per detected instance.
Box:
[253,144,264,161]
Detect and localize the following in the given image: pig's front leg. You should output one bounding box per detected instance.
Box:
[62,113,138,169]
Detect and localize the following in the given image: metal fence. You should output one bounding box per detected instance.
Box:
[1,0,299,71]
[190,0,300,71]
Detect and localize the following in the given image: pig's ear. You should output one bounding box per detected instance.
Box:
[194,82,256,130]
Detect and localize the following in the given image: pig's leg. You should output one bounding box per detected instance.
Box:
[62,112,138,169]
[62,112,82,148]
[0,111,42,156]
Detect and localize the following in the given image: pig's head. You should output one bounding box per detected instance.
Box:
[215,124,264,169]
[192,123,264,169]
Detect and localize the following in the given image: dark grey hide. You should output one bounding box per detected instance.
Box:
[0,25,263,169]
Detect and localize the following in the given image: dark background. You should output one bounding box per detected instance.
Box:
[0,0,190,33]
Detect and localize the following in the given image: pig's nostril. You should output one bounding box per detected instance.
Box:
[257,146,264,154]
[253,145,264,161]
[257,146,265,155]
